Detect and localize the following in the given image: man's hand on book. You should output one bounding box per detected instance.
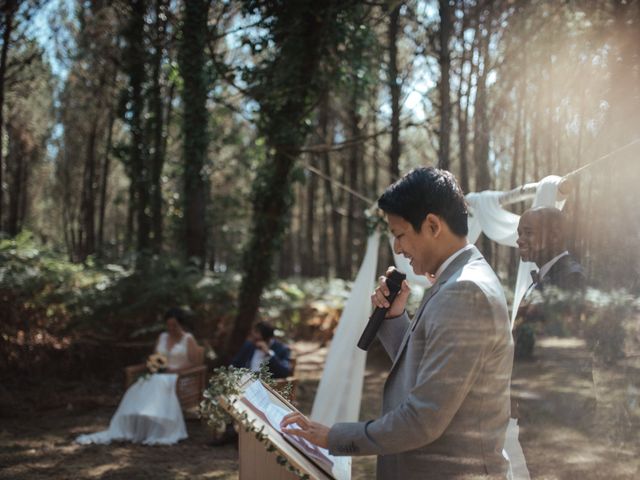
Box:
[280,412,329,449]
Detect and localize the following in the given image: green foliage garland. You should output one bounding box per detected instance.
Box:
[199,364,307,478]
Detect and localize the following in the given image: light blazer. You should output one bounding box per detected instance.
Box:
[328,246,514,479]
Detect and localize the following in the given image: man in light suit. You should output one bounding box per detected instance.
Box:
[282,167,514,478]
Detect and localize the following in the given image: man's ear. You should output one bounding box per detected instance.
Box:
[424,213,442,236]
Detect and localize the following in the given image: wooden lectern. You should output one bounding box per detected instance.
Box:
[221,376,351,480]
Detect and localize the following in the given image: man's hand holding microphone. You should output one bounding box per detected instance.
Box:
[357,267,410,351]
[280,268,411,446]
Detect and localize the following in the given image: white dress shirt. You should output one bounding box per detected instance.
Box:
[434,243,474,280]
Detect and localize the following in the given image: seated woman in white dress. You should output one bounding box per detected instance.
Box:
[76,308,202,445]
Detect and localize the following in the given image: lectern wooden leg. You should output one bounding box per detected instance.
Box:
[239,428,300,480]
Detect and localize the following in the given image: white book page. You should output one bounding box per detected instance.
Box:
[243,380,351,479]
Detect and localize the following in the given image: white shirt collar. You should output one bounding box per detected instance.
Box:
[538,251,569,280]
[434,244,474,280]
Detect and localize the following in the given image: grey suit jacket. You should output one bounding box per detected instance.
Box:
[328,246,514,479]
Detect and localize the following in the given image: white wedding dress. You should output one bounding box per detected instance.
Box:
[76,332,193,445]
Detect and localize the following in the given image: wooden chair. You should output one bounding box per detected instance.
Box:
[124,344,207,411]
[273,356,299,403]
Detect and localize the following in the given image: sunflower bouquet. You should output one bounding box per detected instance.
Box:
[146,353,168,374]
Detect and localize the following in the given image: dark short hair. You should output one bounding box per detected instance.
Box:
[526,206,566,241]
[164,307,190,329]
[378,167,468,236]
[255,321,275,341]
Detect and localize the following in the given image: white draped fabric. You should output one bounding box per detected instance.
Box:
[310,232,380,423]
[466,191,520,247]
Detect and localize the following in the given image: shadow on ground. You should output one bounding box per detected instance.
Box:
[1,337,639,479]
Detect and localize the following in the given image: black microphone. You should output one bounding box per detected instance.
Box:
[357,269,407,351]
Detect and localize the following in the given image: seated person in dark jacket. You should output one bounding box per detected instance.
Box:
[211,322,292,446]
[515,206,586,358]
[231,321,292,379]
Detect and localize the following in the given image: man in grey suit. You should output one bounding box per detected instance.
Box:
[282,167,514,479]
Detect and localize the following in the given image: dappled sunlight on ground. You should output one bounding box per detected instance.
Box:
[1,336,638,479]
[512,335,640,479]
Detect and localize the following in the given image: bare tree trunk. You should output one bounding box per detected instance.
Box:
[6,124,23,236]
[98,110,115,257]
[320,174,329,278]
[316,95,330,278]
[370,88,380,198]
[456,7,475,194]
[339,160,349,278]
[346,84,360,279]
[126,179,135,252]
[387,3,401,181]
[532,97,540,181]
[179,0,210,265]
[438,0,452,170]
[124,0,151,260]
[319,92,341,278]
[303,155,317,276]
[0,1,17,232]
[17,151,30,232]
[80,119,98,259]
[545,51,554,174]
[510,79,524,189]
[150,0,169,254]
[473,16,492,261]
[295,183,303,275]
[570,83,586,253]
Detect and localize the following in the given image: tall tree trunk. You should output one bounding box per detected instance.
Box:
[227,4,343,360]
[179,0,210,265]
[80,118,98,259]
[532,94,541,181]
[320,171,329,278]
[0,1,17,231]
[510,79,524,189]
[98,110,115,257]
[319,92,341,278]
[473,30,491,192]
[371,87,380,198]
[124,0,150,260]
[6,123,23,236]
[346,82,361,279]
[456,8,475,194]
[124,177,134,252]
[438,0,452,170]
[17,151,29,233]
[387,3,401,180]
[150,0,168,254]
[545,51,554,174]
[339,161,349,278]
[303,156,317,276]
[473,17,492,261]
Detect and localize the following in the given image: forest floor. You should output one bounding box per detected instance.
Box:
[1,337,639,480]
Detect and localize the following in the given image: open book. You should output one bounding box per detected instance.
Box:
[241,379,351,480]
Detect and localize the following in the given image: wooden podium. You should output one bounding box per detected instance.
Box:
[221,377,351,480]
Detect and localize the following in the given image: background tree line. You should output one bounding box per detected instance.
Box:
[0,0,638,359]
